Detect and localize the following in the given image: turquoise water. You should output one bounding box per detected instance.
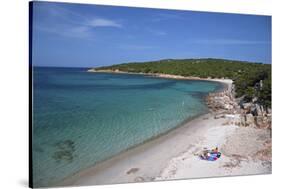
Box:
[32,67,222,187]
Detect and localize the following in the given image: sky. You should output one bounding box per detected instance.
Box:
[31,2,272,68]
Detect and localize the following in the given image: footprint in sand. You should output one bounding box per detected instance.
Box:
[126,168,140,175]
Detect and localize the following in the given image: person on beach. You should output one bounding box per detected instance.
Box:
[212,147,219,153]
[200,147,221,161]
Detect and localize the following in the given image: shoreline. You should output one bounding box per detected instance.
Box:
[88,69,233,96]
[58,70,271,187]
[87,69,233,87]
[60,113,212,186]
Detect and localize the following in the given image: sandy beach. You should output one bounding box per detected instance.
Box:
[88,69,233,85]
[59,74,271,187]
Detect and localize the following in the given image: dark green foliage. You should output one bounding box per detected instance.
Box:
[244,87,256,102]
[96,58,271,108]
[257,77,272,108]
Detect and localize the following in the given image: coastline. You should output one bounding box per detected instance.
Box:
[59,70,271,187]
[87,69,233,86]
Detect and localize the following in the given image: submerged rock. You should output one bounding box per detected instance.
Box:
[52,140,76,163]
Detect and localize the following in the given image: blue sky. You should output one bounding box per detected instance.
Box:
[32,2,271,68]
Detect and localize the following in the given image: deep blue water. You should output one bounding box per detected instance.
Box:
[32,67,222,187]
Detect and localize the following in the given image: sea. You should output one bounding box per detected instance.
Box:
[32,67,222,187]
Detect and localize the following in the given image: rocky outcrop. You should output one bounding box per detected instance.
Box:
[206,84,271,130]
[206,88,239,114]
[240,102,271,129]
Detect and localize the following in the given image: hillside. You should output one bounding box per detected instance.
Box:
[94,58,271,108]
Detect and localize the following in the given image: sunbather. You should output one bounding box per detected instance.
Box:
[200,147,221,161]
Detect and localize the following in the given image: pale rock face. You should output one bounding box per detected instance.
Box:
[252,97,258,103]
[224,104,233,110]
[255,116,264,128]
[255,104,263,116]
[250,104,258,116]
[260,80,263,89]
[255,116,271,129]
[242,103,252,114]
[206,82,271,129]
[240,114,254,127]
[245,114,255,127]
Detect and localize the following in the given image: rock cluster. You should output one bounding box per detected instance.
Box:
[239,103,272,129]
[206,85,271,129]
[206,90,238,114]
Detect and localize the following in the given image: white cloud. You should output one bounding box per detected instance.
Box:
[35,25,92,39]
[87,18,122,28]
[34,4,122,40]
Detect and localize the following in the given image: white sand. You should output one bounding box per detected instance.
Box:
[156,125,271,180]
[60,113,271,187]
[88,69,233,87]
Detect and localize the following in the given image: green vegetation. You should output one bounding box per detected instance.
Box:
[95,58,271,108]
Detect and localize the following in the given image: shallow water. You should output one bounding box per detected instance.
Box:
[32,67,222,187]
